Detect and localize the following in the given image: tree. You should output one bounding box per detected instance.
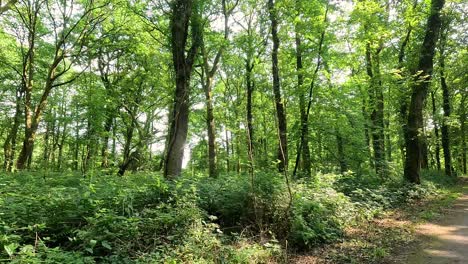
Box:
[164,0,202,178]
[199,0,237,178]
[11,0,106,170]
[404,0,445,183]
[268,0,288,172]
[0,0,17,14]
[438,17,452,177]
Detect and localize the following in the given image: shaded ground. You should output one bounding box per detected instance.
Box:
[291,179,467,264]
[402,184,468,264]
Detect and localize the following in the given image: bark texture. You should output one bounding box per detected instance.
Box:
[164,0,201,178]
[404,0,445,183]
[268,0,288,172]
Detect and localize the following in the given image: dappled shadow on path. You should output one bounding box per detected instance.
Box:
[405,194,468,264]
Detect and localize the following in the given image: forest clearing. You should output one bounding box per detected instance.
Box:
[0,0,467,263]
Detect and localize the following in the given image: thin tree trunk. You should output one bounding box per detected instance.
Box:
[202,66,218,178]
[74,118,79,171]
[460,96,467,174]
[404,0,445,183]
[101,112,114,168]
[293,2,328,177]
[268,0,288,172]
[57,121,67,170]
[336,131,347,174]
[43,118,51,166]
[431,91,441,170]
[225,127,230,172]
[439,22,452,177]
[200,0,234,178]
[246,61,254,163]
[397,12,415,166]
[362,96,372,165]
[365,42,386,178]
[3,89,23,172]
[294,19,311,177]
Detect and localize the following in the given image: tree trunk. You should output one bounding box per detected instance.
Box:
[101,112,114,168]
[293,2,328,176]
[43,118,51,166]
[3,89,23,172]
[397,20,414,166]
[385,112,392,162]
[295,24,311,177]
[336,131,347,174]
[204,80,217,177]
[439,23,452,177]
[365,43,386,178]
[73,112,80,171]
[57,121,67,170]
[431,91,441,170]
[164,0,201,178]
[225,127,230,172]
[460,96,467,174]
[404,0,445,183]
[268,0,287,172]
[362,96,373,165]
[200,0,233,178]
[246,60,254,164]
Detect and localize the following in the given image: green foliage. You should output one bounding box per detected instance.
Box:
[0,172,281,263]
[197,172,286,229]
[289,177,355,250]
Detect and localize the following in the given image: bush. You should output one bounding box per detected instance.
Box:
[196,172,286,230]
[289,179,355,250]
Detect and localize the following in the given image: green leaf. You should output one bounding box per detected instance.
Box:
[4,243,18,257]
[89,239,97,248]
[101,240,112,250]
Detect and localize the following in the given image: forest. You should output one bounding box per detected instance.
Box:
[0,0,467,263]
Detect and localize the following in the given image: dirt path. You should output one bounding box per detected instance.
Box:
[403,185,468,264]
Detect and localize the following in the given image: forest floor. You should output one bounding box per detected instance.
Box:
[291,177,468,264]
[397,178,468,264]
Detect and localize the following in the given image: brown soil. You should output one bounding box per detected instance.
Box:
[401,189,468,264]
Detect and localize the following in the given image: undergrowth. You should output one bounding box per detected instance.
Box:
[0,169,456,263]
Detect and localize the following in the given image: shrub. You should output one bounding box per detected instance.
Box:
[196,172,286,230]
[289,180,355,250]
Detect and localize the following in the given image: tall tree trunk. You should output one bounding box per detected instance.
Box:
[362,96,372,165]
[16,5,37,170]
[404,0,445,183]
[431,91,441,170]
[293,2,328,177]
[204,79,217,177]
[385,112,392,162]
[200,0,234,178]
[164,0,201,178]
[43,118,51,166]
[336,130,347,174]
[57,121,67,170]
[460,96,467,174]
[294,21,311,177]
[3,89,23,172]
[246,61,254,164]
[225,127,230,172]
[268,0,288,172]
[74,117,80,171]
[101,112,114,168]
[365,42,386,178]
[397,15,414,166]
[439,22,452,177]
